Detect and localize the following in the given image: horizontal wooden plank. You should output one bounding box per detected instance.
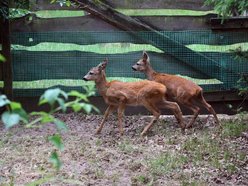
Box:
[13,92,248,115]
[10,14,121,32]
[103,0,212,11]
[17,0,212,11]
[11,30,248,47]
[10,31,140,46]
[211,17,248,31]
[10,14,218,33]
[11,51,209,81]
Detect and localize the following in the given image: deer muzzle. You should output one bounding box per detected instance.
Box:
[83,77,89,81]
[132,66,137,71]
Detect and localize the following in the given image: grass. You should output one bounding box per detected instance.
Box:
[13,42,248,54]
[144,118,248,183]
[148,152,188,175]
[117,9,214,16]
[221,121,248,138]
[187,42,248,53]
[12,43,163,54]
[117,139,135,154]
[10,9,215,19]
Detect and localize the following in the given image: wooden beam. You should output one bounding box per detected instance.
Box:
[0,1,13,99]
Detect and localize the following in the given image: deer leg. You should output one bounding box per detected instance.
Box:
[117,103,126,135]
[161,99,186,132]
[183,100,200,128]
[96,105,116,134]
[141,102,160,136]
[198,96,219,125]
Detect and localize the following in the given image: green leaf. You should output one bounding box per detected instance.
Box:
[68,90,88,102]
[2,112,20,129]
[50,0,57,4]
[8,101,28,122]
[0,95,10,107]
[48,134,64,151]
[57,98,66,112]
[41,114,54,123]
[39,88,61,106]
[71,103,82,112]
[66,0,71,7]
[82,103,93,114]
[92,105,100,113]
[9,102,22,110]
[0,54,6,62]
[54,119,68,131]
[49,151,62,170]
[13,108,29,123]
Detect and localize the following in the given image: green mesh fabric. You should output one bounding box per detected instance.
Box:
[10,31,248,97]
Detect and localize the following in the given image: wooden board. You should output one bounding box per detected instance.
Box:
[10,30,248,47]
[10,14,121,32]
[211,17,248,31]
[9,0,212,11]
[10,14,215,33]
[103,0,213,11]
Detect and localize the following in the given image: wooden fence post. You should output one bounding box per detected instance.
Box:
[0,0,13,99]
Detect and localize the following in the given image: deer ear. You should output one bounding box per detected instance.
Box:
[102,58,108,69]
[143,51,150,62]
[98,58,108,71]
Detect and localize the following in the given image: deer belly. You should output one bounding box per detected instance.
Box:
[105,97,138,106]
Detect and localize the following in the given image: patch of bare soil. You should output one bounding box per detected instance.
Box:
[0,113,248,186]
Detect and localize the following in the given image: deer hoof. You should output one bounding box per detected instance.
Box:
[95,129,102,135]
[186,123,193,129]
[140,131,146,137]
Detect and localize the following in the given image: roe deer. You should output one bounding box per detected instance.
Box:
[132,51,219,128]
[83,59,185,136]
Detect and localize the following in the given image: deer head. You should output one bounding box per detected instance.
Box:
[132,51,150,72]
[83,59,108,81]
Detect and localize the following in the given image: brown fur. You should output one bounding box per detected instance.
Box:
[132,51,219,128]
[83,60,185,136]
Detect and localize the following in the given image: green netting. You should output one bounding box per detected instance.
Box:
[11,31,248,46]
[10,31,248,97]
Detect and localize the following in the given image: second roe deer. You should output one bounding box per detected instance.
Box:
[83,59,185,136]
[132,51,219,128]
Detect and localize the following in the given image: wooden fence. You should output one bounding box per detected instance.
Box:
[0,0,248,114]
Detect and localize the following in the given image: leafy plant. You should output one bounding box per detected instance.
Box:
[0,54,6,62]
[0,87,98,170]
[204,0,248,20]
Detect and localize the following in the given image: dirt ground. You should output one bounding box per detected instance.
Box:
[0,113,248,186]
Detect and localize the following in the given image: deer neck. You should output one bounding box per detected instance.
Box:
[95,74,109,96]
[145,65,156,80]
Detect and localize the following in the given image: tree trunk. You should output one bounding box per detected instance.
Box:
[0,0,13,99]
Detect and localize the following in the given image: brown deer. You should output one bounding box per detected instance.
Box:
[83,59,185,136]
[132,51,219,128]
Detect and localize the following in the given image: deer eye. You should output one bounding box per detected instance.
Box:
[89,72,94,75]
[136,63,140,66]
